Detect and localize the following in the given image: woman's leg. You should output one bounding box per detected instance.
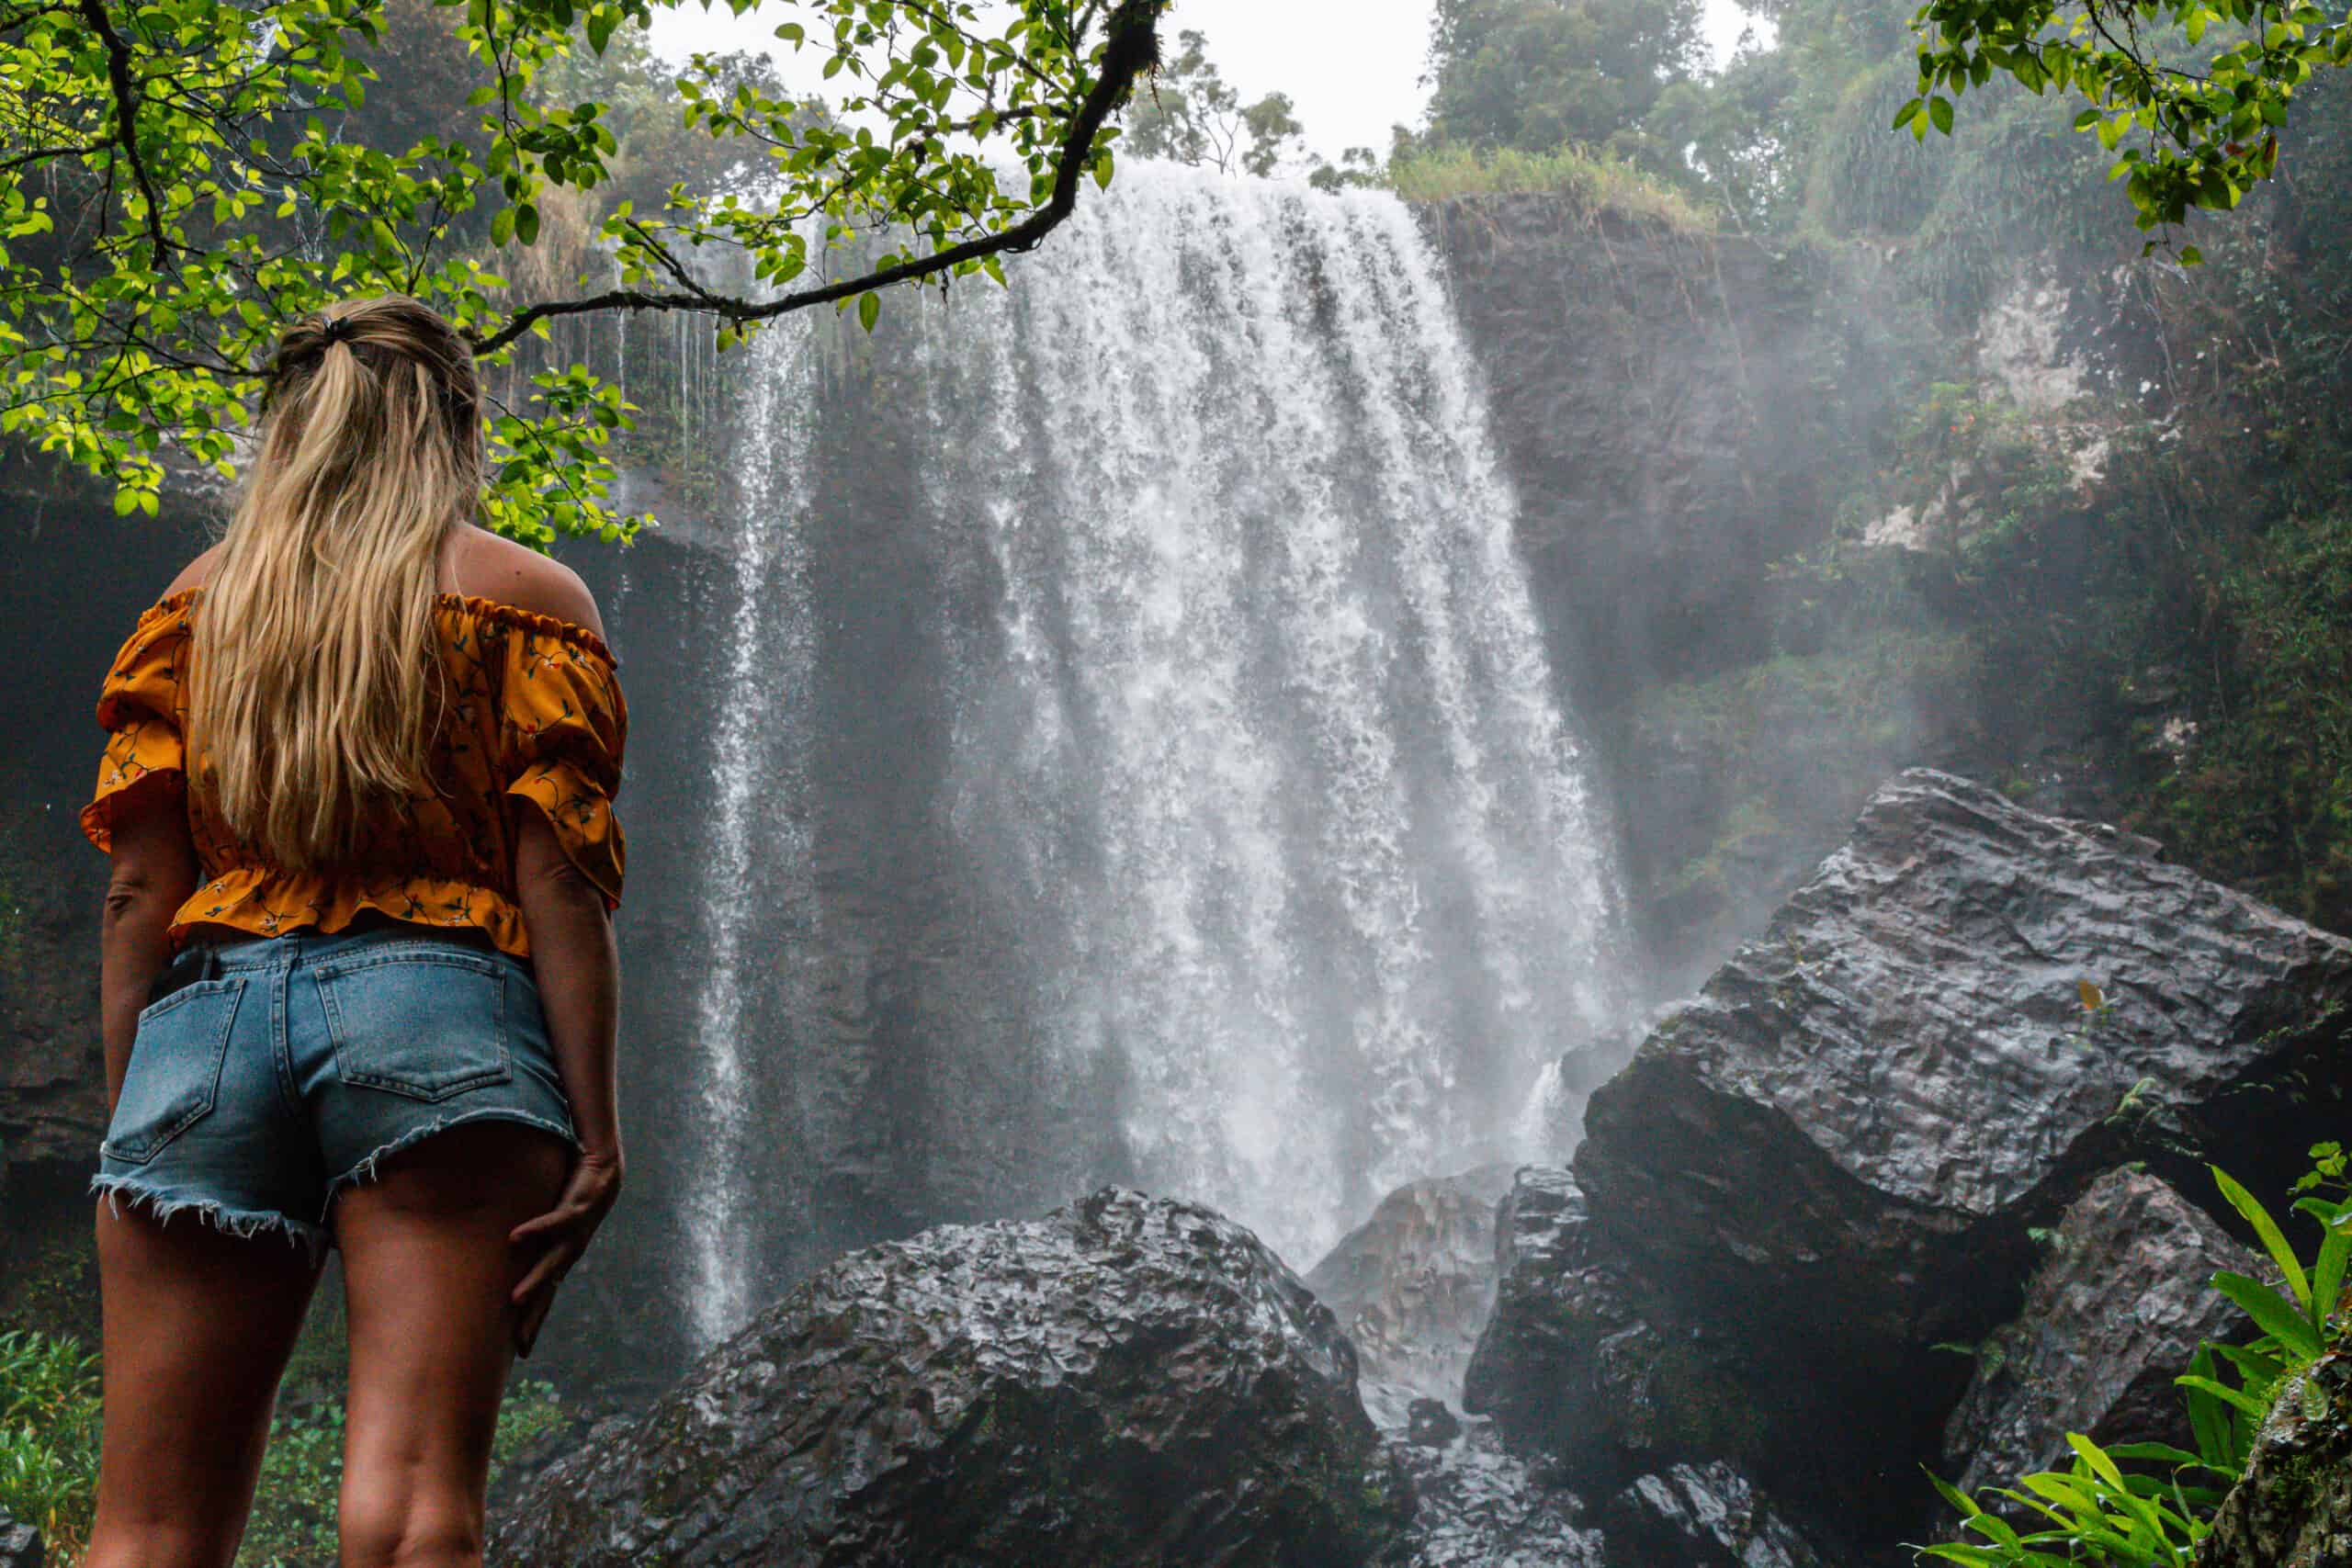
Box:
[334,1120,571,1568]
[84,1202,324,1568]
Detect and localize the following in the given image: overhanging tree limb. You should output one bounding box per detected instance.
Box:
[74,0,171,267]
[2,0,1169,542]
[467,0,1162,356]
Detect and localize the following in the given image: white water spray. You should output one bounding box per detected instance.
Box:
[907,166,1623,1263]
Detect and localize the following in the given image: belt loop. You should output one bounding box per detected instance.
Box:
[200,946,221,982]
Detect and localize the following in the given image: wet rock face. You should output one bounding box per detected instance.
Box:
[1460,1168,1633,1472]
[1461,1168,1821,1505]
[1597,1462,1828,1568]
[0,1512,41,1568]
[1305,1166,1516,1403]
[1373,1398,1604,1568]
[1940,1168,2256,1500]
[1577,769,2352,1367]
[490,1187,1412,1568]
[2201,1327,2352,1568]
[1467,772,2352,1550]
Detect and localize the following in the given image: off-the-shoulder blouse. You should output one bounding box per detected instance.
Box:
[81,586,628,958]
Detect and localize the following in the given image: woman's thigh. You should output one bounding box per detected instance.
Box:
[86,1202,322,1568]
[334,1120,570,1562]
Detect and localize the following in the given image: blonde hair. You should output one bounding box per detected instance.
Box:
[188,296,485,871]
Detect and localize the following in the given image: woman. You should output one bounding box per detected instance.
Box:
[77,296,627,1568]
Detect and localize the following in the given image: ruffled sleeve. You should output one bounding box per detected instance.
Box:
[82,594,195,853]
[499,620,628,909]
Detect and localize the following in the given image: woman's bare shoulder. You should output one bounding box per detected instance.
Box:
[161,543,224,599]
[446,525,605,640]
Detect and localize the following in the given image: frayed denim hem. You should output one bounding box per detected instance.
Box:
[320,1108,582,1219]
[89,1174,331,1264]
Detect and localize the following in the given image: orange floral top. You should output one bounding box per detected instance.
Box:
[81,587,628,958]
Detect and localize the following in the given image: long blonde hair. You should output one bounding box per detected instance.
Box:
[188,296,484,871]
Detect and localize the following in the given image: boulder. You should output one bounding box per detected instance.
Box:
[1597,1462,1828,1568]
[1382,1410,1605,1568]
[1578,769,2352,1367]
[1305,1166,1516,1402]
[2199,1322,2352,1568]
[1461,1168,1825,1505]
[0,1513,40,1568]
[1941,1168,2256,1501]
[491,1187,1412,1568]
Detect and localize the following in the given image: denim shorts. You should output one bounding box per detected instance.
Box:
[90,925,582,1259]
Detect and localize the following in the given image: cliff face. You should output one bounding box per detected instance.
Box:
[1420,197,1858,711]
[1425,195,2141,995]
[1422,197,1935,993]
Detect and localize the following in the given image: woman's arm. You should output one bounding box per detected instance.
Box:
[505,806,624,1356]
[98,805,199,1113]
[513,808,622,1165]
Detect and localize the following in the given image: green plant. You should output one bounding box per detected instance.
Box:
[1918,1145,2352,1565]
[237,1403,347,1568]
[0,1319,571,1567]
[0,1330,102,1556]
[1925,1432,2209,1566]
[1387,143,1712,229]
[234,1377,568,1567]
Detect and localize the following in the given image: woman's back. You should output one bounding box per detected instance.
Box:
[85,530,626,956]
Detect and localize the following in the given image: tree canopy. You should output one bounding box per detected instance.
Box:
[0,0,1162,540]
[1418,0,1708,178]
[1899,0,2352,250]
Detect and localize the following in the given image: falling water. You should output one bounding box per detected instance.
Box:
[906,165,1624,1264]
[678,311,818,1346]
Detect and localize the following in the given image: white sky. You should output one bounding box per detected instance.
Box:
[648,1,1759,163]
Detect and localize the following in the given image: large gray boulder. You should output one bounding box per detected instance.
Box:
[2199,1322,2352,1568]
[1305,1166,1516,1403]
[1460,1168,1831,1506]
[491,1187,1412,1568]
[1577,770,2352,1367]
[1940,1168,2256,1501]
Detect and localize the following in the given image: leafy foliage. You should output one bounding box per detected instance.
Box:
[0,1330,101,1554]
[1919,1149,2352,1566]
[1386,142,1710,227]
[1120,28,1302,177]
[0,1321,571,1567]
[0,0,1163,540]
[1898,0,2352,243]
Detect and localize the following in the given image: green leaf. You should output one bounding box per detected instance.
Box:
[1929,95,1955,134]
[515,203,540,245]
[2213,1166,2312,1314]
[2211,1271,2324,1361]
[857,290,879,333]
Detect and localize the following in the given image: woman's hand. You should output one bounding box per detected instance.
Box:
[507,1148,624,1358]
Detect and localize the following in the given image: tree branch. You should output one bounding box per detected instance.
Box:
[76,0,171,267]
[467,0,1162,357]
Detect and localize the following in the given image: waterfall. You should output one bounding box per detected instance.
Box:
[907,165,1623,1265]
[657,165,1621,1334]
[679,312,818,1346]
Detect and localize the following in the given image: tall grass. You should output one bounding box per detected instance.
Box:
[1388,143,1712,231]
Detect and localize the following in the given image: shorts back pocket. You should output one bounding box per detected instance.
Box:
[313,947,514,1102]
[103,976,245,1163]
